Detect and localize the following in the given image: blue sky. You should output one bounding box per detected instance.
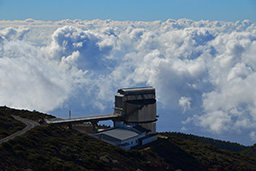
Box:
[0,0,256,22]
[1,1,256,145]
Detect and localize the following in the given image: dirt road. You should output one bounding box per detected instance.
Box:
[0,115,39,144]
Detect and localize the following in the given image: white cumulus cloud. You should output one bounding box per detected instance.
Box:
[1,18,256,144]
[179,96,192,113]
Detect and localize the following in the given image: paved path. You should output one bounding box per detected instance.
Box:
[0,115,39,144]
[45,113,119,124]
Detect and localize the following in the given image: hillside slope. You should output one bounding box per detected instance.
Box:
[0,107,26,139]
[0,107,256,171]
[158,133,256,170]
[161,132,248,152]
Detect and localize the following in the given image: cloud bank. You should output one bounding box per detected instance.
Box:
[0,19,256,145]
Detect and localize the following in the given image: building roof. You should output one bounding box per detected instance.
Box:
[117,87,155,95]
[96,128,140,141]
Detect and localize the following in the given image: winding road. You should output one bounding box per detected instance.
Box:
[0,115,39,144]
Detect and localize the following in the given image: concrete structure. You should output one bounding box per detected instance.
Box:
[46,87,158,150]
[44,113,119,132]
[94,127,145,150]
[94,87,158,150]
[114,87,157,132]
[94,125,157,150]
[45,113,119,125]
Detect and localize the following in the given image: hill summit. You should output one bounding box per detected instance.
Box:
[0,106,256,171]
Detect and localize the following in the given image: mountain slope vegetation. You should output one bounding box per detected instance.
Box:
[0,107,26,139]
[0,106,256,171]
[161,132,248,152]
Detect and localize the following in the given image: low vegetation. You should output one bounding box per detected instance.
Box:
[0,124,173,170]
[0,106,54,121]
[0,107,26,139]
[161,132,248,152]
[1,107,256,170]
[159,132,256,170]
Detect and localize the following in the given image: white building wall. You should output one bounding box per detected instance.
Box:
[141,134,158,145]
[120,133,146,150]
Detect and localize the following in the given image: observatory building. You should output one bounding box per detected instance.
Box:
[114,87,157,132]
[45,87,158,150]
[95,87,158,150]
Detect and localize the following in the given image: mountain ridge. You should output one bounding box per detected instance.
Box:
[1,106,256,171]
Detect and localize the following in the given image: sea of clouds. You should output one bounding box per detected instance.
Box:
[0,18,256,145]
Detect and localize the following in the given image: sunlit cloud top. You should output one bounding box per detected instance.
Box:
[0,19,256,145]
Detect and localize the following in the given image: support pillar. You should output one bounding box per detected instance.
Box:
[91,121,99,133]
